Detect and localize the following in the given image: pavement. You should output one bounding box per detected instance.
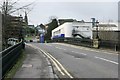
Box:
[14,44,56,78]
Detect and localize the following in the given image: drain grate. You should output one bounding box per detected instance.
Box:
[22,64,33,68]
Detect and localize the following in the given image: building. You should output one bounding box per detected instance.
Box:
[58,19,77,25]
[36,24,45,35]
[93,23,118,31]
[52,21,93,39]
[93,23,119,41]
[52,18,119,41]
[28,25,35,29]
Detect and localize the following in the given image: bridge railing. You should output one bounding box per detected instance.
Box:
[63,38,93,48]
[100,40,119,51]
[0,41,25,79]
[48,38,119,51]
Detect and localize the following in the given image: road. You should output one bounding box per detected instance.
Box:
[27,42,118,78]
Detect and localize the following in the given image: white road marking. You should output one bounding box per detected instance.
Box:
[46,44,52,47]
[55,47,66,50]
[26,44,65,75]
[55,43,118,55]
[84,48,89,50]
[36,47,65,76]
[104,52,119,55]
[71,51,75,53]
[61,48,65,50]
[80,53,87,55]
[72,51,87,56]
[48,66,53,73]
[46,58,51,66]
[55,47,59,49]
[95,51,100,52]
[47,52,73,78]
[95,56,118,65]
[89,49,94,51]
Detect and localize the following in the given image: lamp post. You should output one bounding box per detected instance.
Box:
[96,20,99,39]
[93,20,100,49]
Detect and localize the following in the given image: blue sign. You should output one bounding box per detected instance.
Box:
[40,34,44,43]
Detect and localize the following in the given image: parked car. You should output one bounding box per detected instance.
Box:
[30,40,33,42]
[7,38,19,46]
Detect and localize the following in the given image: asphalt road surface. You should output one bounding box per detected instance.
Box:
[27,43,118,78]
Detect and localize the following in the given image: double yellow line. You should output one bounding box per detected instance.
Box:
[27,44,73,78]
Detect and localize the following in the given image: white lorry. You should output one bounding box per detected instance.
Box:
[52,22,93,39]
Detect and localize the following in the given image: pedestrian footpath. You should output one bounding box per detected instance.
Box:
[14,45,54,78]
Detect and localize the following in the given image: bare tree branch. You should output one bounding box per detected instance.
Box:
[0,0,36,15]
[25,3,36,14]
[8,1,35,14]
[7,0,20,11]
[10,0,20,6]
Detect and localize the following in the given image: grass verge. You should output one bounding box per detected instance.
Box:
[4,50,26,79]
[25,36,35,41]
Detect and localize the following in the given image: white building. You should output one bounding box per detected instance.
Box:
[52,17,119,40]
[52,21,93,39]
[93,23,118,31]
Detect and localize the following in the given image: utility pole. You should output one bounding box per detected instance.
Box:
[2,0,9,49]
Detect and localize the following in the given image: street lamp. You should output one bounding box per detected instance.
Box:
[96,20,99,39]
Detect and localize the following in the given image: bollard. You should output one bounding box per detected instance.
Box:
[93,39,100,49]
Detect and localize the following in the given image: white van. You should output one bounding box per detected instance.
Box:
[7,38,19,46]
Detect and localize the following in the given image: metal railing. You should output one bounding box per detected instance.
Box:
[100,40,119,51]
[49,38,119,51]
[0,41,25,79]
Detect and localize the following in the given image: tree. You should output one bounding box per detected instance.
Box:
[0,0,35,50]
[0,0,35,15]
[45,18,58,40]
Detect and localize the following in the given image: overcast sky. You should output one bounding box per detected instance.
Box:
[2,0,119,25]
[28,2,118,25]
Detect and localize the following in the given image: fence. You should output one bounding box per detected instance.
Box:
[0,41,25,79]
[49,38,93,48]
[49,38,119,51]
[100,40,119,51]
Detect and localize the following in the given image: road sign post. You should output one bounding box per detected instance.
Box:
[40,34,44,43]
